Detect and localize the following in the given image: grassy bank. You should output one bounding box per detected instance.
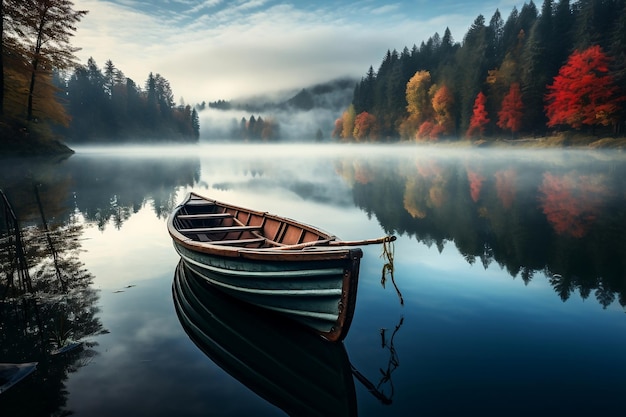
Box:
[490,132,626,150]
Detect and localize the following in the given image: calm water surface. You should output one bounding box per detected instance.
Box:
[1,144,625,416]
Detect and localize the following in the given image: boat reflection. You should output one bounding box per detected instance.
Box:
[172,260,358,416]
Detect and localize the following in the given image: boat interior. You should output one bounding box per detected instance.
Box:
[174,196,330,249]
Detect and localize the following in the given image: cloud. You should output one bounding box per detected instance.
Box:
[72,1,525,104]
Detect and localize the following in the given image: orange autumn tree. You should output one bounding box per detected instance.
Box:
[353,111,377,141]
[545,45,625,131]
[466,91,490,137]
[431,84,455,137]
[497,83,524,135]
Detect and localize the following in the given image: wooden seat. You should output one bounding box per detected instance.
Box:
[177,213,233,220]
[179,225,262,234]
[205,237,266,246]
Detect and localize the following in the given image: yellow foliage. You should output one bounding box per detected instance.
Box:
[405,71,433,121]
[3,54,70,127]
[341,104,356,140]
[32,72,71,127]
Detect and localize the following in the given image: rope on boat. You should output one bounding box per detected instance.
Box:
[380,237,403,306]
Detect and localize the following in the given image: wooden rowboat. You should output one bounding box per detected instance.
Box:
[172,261,358,417]
[167,192,394,342]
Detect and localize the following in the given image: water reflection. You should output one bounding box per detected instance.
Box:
[336,149,626,309]
[1,189,104,415]
[1,145,623,415]
[172,260,358,416]
[0,153,200,228]
[4,146,623,309]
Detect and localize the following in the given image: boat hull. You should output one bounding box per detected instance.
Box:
[168,193,363,342]
[174,242,361,341]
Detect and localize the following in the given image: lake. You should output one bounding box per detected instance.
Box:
[1,143,625,416]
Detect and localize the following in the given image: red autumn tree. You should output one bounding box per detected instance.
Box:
[545,45,625,130]
[497,83,524,134]
[353,111,377,141]
[466,92,490,137]
[417,121,435,140]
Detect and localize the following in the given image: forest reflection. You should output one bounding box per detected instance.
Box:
[0,153,201,414]
[335,151,626,309]
[1,146,624,326]
[1,191,104,415]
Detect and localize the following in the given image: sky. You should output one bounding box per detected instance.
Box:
[72,0,525,104]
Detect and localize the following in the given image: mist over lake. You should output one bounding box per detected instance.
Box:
[1,143,625,416]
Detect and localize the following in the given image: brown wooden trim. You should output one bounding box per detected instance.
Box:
[205,237,266,246]
[177,213,233,220]
[179,225,262,233]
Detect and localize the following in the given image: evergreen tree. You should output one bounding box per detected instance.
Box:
[191,108,200,138]
[553,0,575,66]
[154,73,174,118]
[573,0,621,51]
[145,72,158,126]
[456,15,489,132]
[610,0,626,133]
[103,59,116,97]
[501,6,521,57]
[488,9,505,66]
[354,65,375,113]
[520,0,555,133]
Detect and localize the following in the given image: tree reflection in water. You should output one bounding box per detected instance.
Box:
[0,189,106,416]
[337,152,626,310]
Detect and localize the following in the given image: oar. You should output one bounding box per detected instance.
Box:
[277,235,396,250]
[327,235,396,247]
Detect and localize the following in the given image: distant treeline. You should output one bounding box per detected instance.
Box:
[230,115,280,141]
[336,0,626,142]
[54,58,200,142]
[197,78,357,141]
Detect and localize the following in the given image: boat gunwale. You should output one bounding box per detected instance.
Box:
[167,192,363,262]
